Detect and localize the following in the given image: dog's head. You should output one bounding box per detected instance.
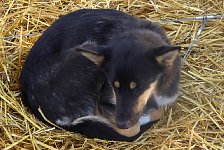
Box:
[76,30,181,129]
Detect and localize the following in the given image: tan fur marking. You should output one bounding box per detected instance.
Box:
[149,107,164,121]
[135,81,157,114]
[80,52,104,65]
[112,122,140,137]
[114,81,120,88]
[156,50,179,66]
[130,81,137,89]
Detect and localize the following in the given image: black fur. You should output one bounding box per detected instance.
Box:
[20,9,181,141]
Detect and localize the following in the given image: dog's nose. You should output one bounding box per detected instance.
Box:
[116,120,130,129]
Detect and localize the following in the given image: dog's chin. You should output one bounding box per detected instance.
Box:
[114,122,140,137]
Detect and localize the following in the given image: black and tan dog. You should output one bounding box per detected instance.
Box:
[20,9,181,141]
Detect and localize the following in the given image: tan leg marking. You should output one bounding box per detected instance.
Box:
[149,107,164,121]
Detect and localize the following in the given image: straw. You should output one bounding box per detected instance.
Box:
[1,0,224,149]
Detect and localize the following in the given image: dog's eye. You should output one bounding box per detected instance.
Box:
[130,81,137,89]
[114,81,120,88]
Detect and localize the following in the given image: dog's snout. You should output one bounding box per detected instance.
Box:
[116,120,131,129]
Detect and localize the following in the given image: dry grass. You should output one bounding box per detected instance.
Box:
[0,0,224,149]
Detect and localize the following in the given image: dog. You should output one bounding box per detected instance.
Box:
[20,9,181,141]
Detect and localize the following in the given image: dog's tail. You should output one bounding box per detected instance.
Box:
[61,115,157,142]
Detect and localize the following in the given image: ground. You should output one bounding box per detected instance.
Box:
[0,0,224,149]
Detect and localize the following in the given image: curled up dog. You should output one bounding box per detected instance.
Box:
[20,9,181,141]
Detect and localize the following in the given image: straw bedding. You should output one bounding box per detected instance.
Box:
[0,0,223,149]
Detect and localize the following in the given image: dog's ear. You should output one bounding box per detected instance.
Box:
[152,46,181,66]
[75,42,108,65]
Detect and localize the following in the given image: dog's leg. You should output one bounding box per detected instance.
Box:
[139,107,164,126]
[64,115,141,141]
[150,107,164,121]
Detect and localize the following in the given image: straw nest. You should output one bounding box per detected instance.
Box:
[0,0,223,149]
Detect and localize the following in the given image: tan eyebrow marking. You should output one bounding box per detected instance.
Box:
[130,81,137,89]
[114,81,120,88]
